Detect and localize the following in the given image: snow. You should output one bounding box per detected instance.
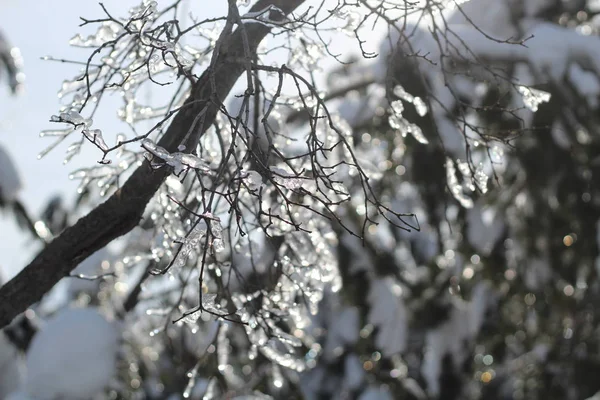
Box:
[523,21,600,82]
[342,354,364,391]
[358,386,394,400]
[585,391,600,400]
[448,0,518,36]
[354,0,600,162]
[0,144,22,202]
[15,307,119,400]
[367,278,407,357]
[0,334,24,398]
[466,203,505,256]
[421,283,492,397]
[568,63,600,108]
[323,307,359,361]
[66,247,111,297]
[4,0,600,397]
[336,84,385,127]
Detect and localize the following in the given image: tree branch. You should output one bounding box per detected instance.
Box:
[0,0,305,329]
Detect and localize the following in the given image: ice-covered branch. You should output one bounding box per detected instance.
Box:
[0,0,305,329]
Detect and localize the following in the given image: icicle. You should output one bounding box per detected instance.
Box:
[40,127,74,138]
[390,100,404,115]
[389,114,429,144]
[457,160,474,191]
[58,110,87,125]
[69,22,121,48]
[272,365,283,389]
[217,322,230,373]
[82,129,109,151]
[408,124,429,144]
[474,164,489,194]
[202,378,217,400]
[271,167,301,190]
[393,85,414,102]
[141,139,212,175]
[445,158,474,208]
[58,78,86,97]
[393,85,428,116]
[413,97,428,116]
[202,293,220,314]
[260,341,306,372]
[183,365,199,398]
[172,224,205,270]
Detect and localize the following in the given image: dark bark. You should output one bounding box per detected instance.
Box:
[0,0,305,329]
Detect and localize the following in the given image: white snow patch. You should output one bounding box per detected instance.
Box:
[343,354,365,391]
[367,277,408,357]
[0,334,24,398]
[323,306,359,361]
[19,308,119,399]
[466,203,505,256]
[358,385,394,400]
[422,283,491,397]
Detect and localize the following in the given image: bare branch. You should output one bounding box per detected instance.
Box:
[0,0,305,329]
